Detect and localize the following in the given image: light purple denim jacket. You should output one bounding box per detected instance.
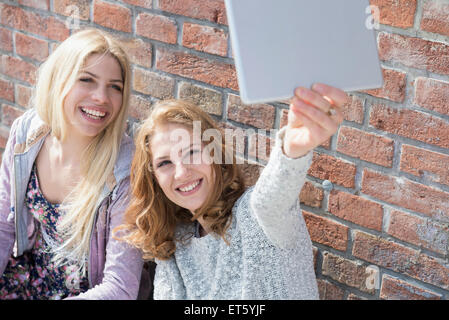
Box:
[0,109,144,299]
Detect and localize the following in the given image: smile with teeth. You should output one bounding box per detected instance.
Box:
[177,179,202,193]
[81,107,106,120]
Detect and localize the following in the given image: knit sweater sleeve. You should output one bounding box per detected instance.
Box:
[249,127,313,249]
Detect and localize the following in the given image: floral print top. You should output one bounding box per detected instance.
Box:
[0,164,89,299]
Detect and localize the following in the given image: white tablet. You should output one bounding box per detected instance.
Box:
[225,0,383,104]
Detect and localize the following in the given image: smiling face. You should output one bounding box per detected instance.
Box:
[62,53,124,140]
[151,123,214,215]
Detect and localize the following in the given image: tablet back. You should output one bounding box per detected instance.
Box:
[225,0,383,104]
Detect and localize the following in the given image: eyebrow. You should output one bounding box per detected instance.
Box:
[81,71,123,83]
[154,155,169,162]
[153,143,202,162]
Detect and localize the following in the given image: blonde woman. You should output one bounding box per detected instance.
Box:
[119,83,348,299]
[0,29,146,299]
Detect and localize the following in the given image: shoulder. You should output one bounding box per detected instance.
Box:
[233,186,253,212]
[6,109,50,155]
[231,186,257,227]
[9,109,43,142]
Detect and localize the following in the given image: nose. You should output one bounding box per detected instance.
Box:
[174,162,191,181]
[91,84,109,104]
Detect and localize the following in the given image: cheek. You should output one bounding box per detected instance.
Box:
[155,173,171,194]
[112,93,123,112]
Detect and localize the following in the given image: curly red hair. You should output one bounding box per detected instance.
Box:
[116,100,245,260]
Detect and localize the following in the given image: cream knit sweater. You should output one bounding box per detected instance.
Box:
[154,128,319,300]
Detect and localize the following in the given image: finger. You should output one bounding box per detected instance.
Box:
[294,87,332,114]
[289,106,329,146]
[291,97,339,134]
[287,98,304,128]
[330,106,344,125]
[311,83,349,107]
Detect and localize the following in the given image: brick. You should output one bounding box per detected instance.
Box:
[129,94,153,121]
[279,108,289,128]
[158,0,227,25]
[312,247,319,271]
[378,32,449,75]
[337,126,394,167]
[299,181,324,208]
[380,274,442,300]
[308,153,356,188]
[341,95,364,124]
[303,211,349,251]
[136,12,177,44]
[400,144,449,187]
[279,108,331,149]
[369,103,449,149]
[317,279,345,300]
[347,293,366,300]
[248,132,274,162]
[362,68,407,103]
[133,67,175,100]
[0,4,69,41]
[227,94,275,129]
[414,77,449,116]
[362,168,449,221]
[0,126,9,149]
[217,121,246,158]
[0,27,13,52]
[0,55,37,85]
[19,0,49,10]
[182,22,228,56]
[178,82,222,116]
[368,0,417,28]
[15,32,49,62]
[120,0,152,8]
[122,38,152,69]
[387,209,449,255]
[420,0,449,37]
[328,190,383,231]
[352,230,449,290]
[93,0,132,33]
[0,78,14,102]
[156,47,238,90]
[53,0,90,20]
[322,252,377,294]
[1,104,24,126]
[16,84,32,109]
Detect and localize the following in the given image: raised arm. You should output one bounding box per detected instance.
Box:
[249,83,348,248]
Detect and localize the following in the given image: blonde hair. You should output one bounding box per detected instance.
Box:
[34,28,131,275]
[117,100,245,260]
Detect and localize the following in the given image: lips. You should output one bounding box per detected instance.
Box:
[176,178,203,195]
[79,106,108,121]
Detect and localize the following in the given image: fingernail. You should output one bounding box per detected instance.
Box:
[291,96,301,107]
[312,83,324,92]
[294,87,304,98]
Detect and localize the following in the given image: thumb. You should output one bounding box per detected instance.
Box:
[287,97,304,129]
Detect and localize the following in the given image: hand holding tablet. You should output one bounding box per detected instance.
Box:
[225,0,383,104]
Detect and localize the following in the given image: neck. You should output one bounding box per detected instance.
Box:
[47,132,95,166]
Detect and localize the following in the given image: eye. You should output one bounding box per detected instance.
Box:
[157,160,172,168]
[79,77,93,83]
[111,84,123,92]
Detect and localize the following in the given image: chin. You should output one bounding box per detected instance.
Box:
[80,126,107,137]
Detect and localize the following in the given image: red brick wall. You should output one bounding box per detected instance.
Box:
[0,0,448,300]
